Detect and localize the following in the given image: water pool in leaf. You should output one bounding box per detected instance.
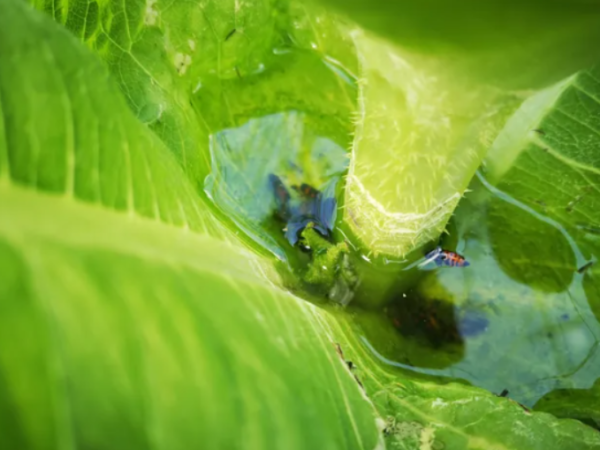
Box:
[203,110,348,260]
[193,4,600,425]
[195,40,359,300]
[352,173,600,413]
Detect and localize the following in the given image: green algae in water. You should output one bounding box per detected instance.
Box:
[299,224,359,305]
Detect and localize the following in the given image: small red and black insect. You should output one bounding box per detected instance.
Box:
[422,247,470,268]
[439,250,470,267]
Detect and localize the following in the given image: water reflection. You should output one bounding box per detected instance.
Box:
[358,175,600,408]
[204,111,348,261]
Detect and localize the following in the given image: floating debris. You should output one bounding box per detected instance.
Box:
[576,224,600,235]
[577,261,594,274]
[388,294,463,347]
[224,28,236,41]
[334,343,363,388]
[566,195,585,212]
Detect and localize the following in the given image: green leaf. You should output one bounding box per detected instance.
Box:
[28,0,282,186]
[342,30,521,259]
[315,0,600,262]
[457,64,600,416]
[6,0,600,448]
[0,2,381,448]
[0,0,226,239]
[0,184,380,450]
[313,0,600,89]
[487,198,576,293]
[535,378,600,430]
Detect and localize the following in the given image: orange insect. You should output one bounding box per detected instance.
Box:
[423,247,470,268]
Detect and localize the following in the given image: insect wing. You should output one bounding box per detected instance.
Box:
[284,219,309,246]
[319,180,338,229]
[420,247,443,267]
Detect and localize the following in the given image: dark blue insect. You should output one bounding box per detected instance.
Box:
[268,174,337,246]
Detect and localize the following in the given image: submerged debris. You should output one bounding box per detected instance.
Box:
[388,294,464,347]
[457,311,489,337]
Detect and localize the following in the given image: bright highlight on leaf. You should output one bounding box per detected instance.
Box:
[344,31,519,258]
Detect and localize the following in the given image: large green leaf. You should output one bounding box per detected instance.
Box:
[315,0,600,264]
[0,2,381,448]
[342,30,520,262]
[3,185,599,450]
[4,0,600,449]
[483,65,600,306]
[0,184,382,450]
[0,0,226,239]
[536,378,600,429]
[28,0,282,186]
[314,0,600,89]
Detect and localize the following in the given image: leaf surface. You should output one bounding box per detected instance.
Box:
[342,31,521,259]
[314,0,600,89]
[0,184,381,450]
[4,1,600,449]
